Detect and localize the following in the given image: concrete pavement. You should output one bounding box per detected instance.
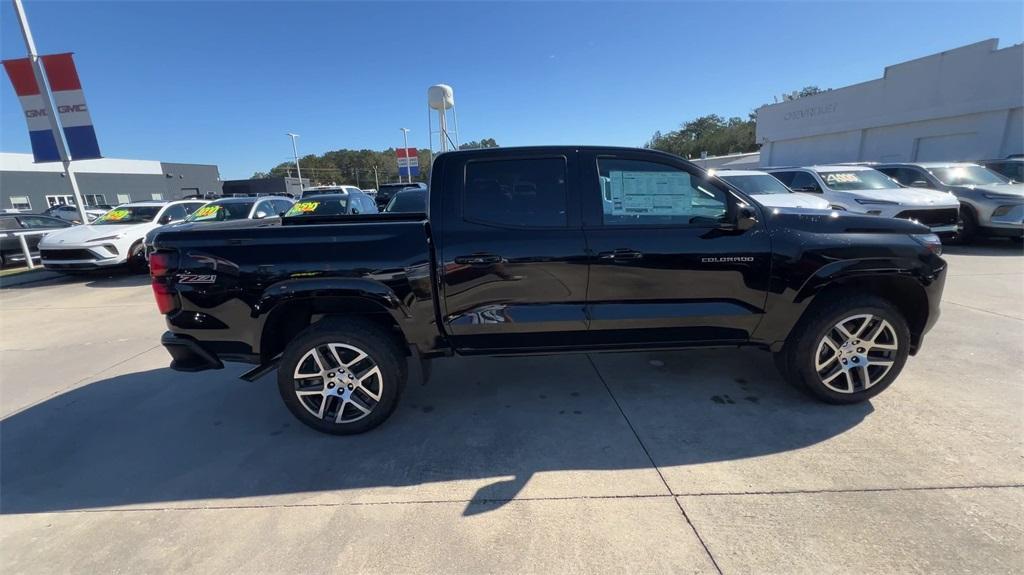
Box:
[1,242,1021,573]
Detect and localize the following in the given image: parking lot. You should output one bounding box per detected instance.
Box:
[0,241,1020,574]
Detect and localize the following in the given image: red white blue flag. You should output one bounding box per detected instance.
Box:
[397,147,419,177]
[2,53,101,162]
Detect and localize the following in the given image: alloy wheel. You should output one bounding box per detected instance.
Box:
[292,343,383,423]
[814,314,898,394]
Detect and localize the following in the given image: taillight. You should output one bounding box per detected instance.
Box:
[149,251,179,314]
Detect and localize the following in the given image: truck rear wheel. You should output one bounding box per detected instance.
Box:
[277,318,406,435]
[781,295,910,404]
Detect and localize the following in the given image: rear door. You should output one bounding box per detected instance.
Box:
[581,149,772,346]
[437,150,588,352]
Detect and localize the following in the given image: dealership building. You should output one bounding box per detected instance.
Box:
[0,152,222,212]
[756,39,1023,167]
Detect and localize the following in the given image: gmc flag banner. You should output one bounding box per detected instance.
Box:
[396,147,420,177]
[2,53,101,162]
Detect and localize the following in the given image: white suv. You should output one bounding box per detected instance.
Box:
[39,200,206,273]
[766,165,960,235]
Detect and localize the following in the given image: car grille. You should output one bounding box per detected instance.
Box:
[40,248,96,261]
[895,208,958,227]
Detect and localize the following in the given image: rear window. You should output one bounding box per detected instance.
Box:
[464,158,567,227]
[187,202,255,222]
[386,190,427,212]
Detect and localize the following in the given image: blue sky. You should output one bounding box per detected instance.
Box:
[2,1,1022,179]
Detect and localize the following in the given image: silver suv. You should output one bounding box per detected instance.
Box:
[875,162,1023,242]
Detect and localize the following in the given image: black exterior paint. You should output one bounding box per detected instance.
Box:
[151,146,946,371]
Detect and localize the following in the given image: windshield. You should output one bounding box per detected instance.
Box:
[386,191,427,212]
[284,197,348,216]
[929,166,1009,186]
[721,174,791,195]
[818,170,898,191]
[92,206,161,225]
[186,202,254,222]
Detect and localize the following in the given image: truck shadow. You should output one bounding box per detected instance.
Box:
[1,349,871,516]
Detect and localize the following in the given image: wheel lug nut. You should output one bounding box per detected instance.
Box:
[857,348,865,353]
[852,357,859,363]
[347,384,353,390]
[842,359,848,364]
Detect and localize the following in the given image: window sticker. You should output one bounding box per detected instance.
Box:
[286,201,320,216]
[98,209,129,222]
[824,172,862,185]
[608,171,695,216]
[192,205,221,219]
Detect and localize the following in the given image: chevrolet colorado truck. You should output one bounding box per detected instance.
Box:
[150,147,946,435]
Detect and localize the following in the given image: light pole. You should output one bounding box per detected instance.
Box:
[286,132,303,192]
[400,128,411,183]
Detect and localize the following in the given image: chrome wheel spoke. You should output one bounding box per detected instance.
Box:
[294,342,382,424]
[343,350,368,368]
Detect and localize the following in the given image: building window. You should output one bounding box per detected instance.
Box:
[151,193,164,201]
[116,194,131,205]
[9,196,31,210]
[46,195,76,207]
[85,194,106,206]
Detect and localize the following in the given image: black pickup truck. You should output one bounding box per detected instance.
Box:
[151,147,946,434]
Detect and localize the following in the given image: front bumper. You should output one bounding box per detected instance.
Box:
[162,331,224,372]
[39,244,125,270]
[983,204,1024,236]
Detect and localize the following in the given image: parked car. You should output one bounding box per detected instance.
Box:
[41,204,107,223]
[374,182,426,209]
[713,170,831,210]
[383,188,427,213]
[151,146,945,435]
[0,214,71,267]
[300,185,363,200]
[874,162,1024,242]
[766,165,960,236]
[976,158,1023,183]
[285,191,378,217]
[39,200,206,273]
[186,196,295,222]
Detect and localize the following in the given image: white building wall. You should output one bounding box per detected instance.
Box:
[756,39,1024,166]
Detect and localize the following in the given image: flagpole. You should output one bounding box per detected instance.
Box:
[12,0,89,224]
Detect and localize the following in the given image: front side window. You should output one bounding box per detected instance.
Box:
[93,206,161,225]
[464,158,567,228]
[817,169,899,191]
[597,158,727,226]
[18,216,69,229]
[787,172,822,192]
[930,165,1010,186]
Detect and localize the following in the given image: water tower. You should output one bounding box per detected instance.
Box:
[428,84,459,154]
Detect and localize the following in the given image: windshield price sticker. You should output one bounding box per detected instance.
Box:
[287,201,320,216]
[100,209,129,222]
[193,205,220,218]
[825,173,862,185]
[608,171,695,215]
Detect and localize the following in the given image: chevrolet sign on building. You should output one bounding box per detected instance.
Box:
[756,39,1023,166]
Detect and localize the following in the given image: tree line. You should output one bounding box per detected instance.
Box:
[645,86,825,159]
[253,138,500,187]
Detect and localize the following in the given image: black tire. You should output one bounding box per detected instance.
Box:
[127,241,148,274]
[782,295,911,404]
[956,204,978,244]
[277,318,406,435]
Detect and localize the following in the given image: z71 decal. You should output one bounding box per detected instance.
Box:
[177,274,217,284]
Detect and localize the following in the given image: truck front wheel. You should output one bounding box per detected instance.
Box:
[277,318,406,435]
[781,295,911,404]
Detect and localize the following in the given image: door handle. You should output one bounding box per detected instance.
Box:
[454,253,502,265]
[598,249,643,261]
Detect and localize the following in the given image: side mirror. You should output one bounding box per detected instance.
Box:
[736,205,758,231]
[254,210,268,219]
[278,211,287,217]
[910,180,930,188]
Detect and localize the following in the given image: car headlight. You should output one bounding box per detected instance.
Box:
[854,199,899,205]
[983,192,1023,201]
[910,233,942,256]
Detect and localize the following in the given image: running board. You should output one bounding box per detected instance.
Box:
[239,357,280,382]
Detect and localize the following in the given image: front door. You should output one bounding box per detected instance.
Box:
[580,150,772,346]
[438,151,588,352]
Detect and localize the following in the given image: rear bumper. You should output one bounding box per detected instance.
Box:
[162,331,224,372]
